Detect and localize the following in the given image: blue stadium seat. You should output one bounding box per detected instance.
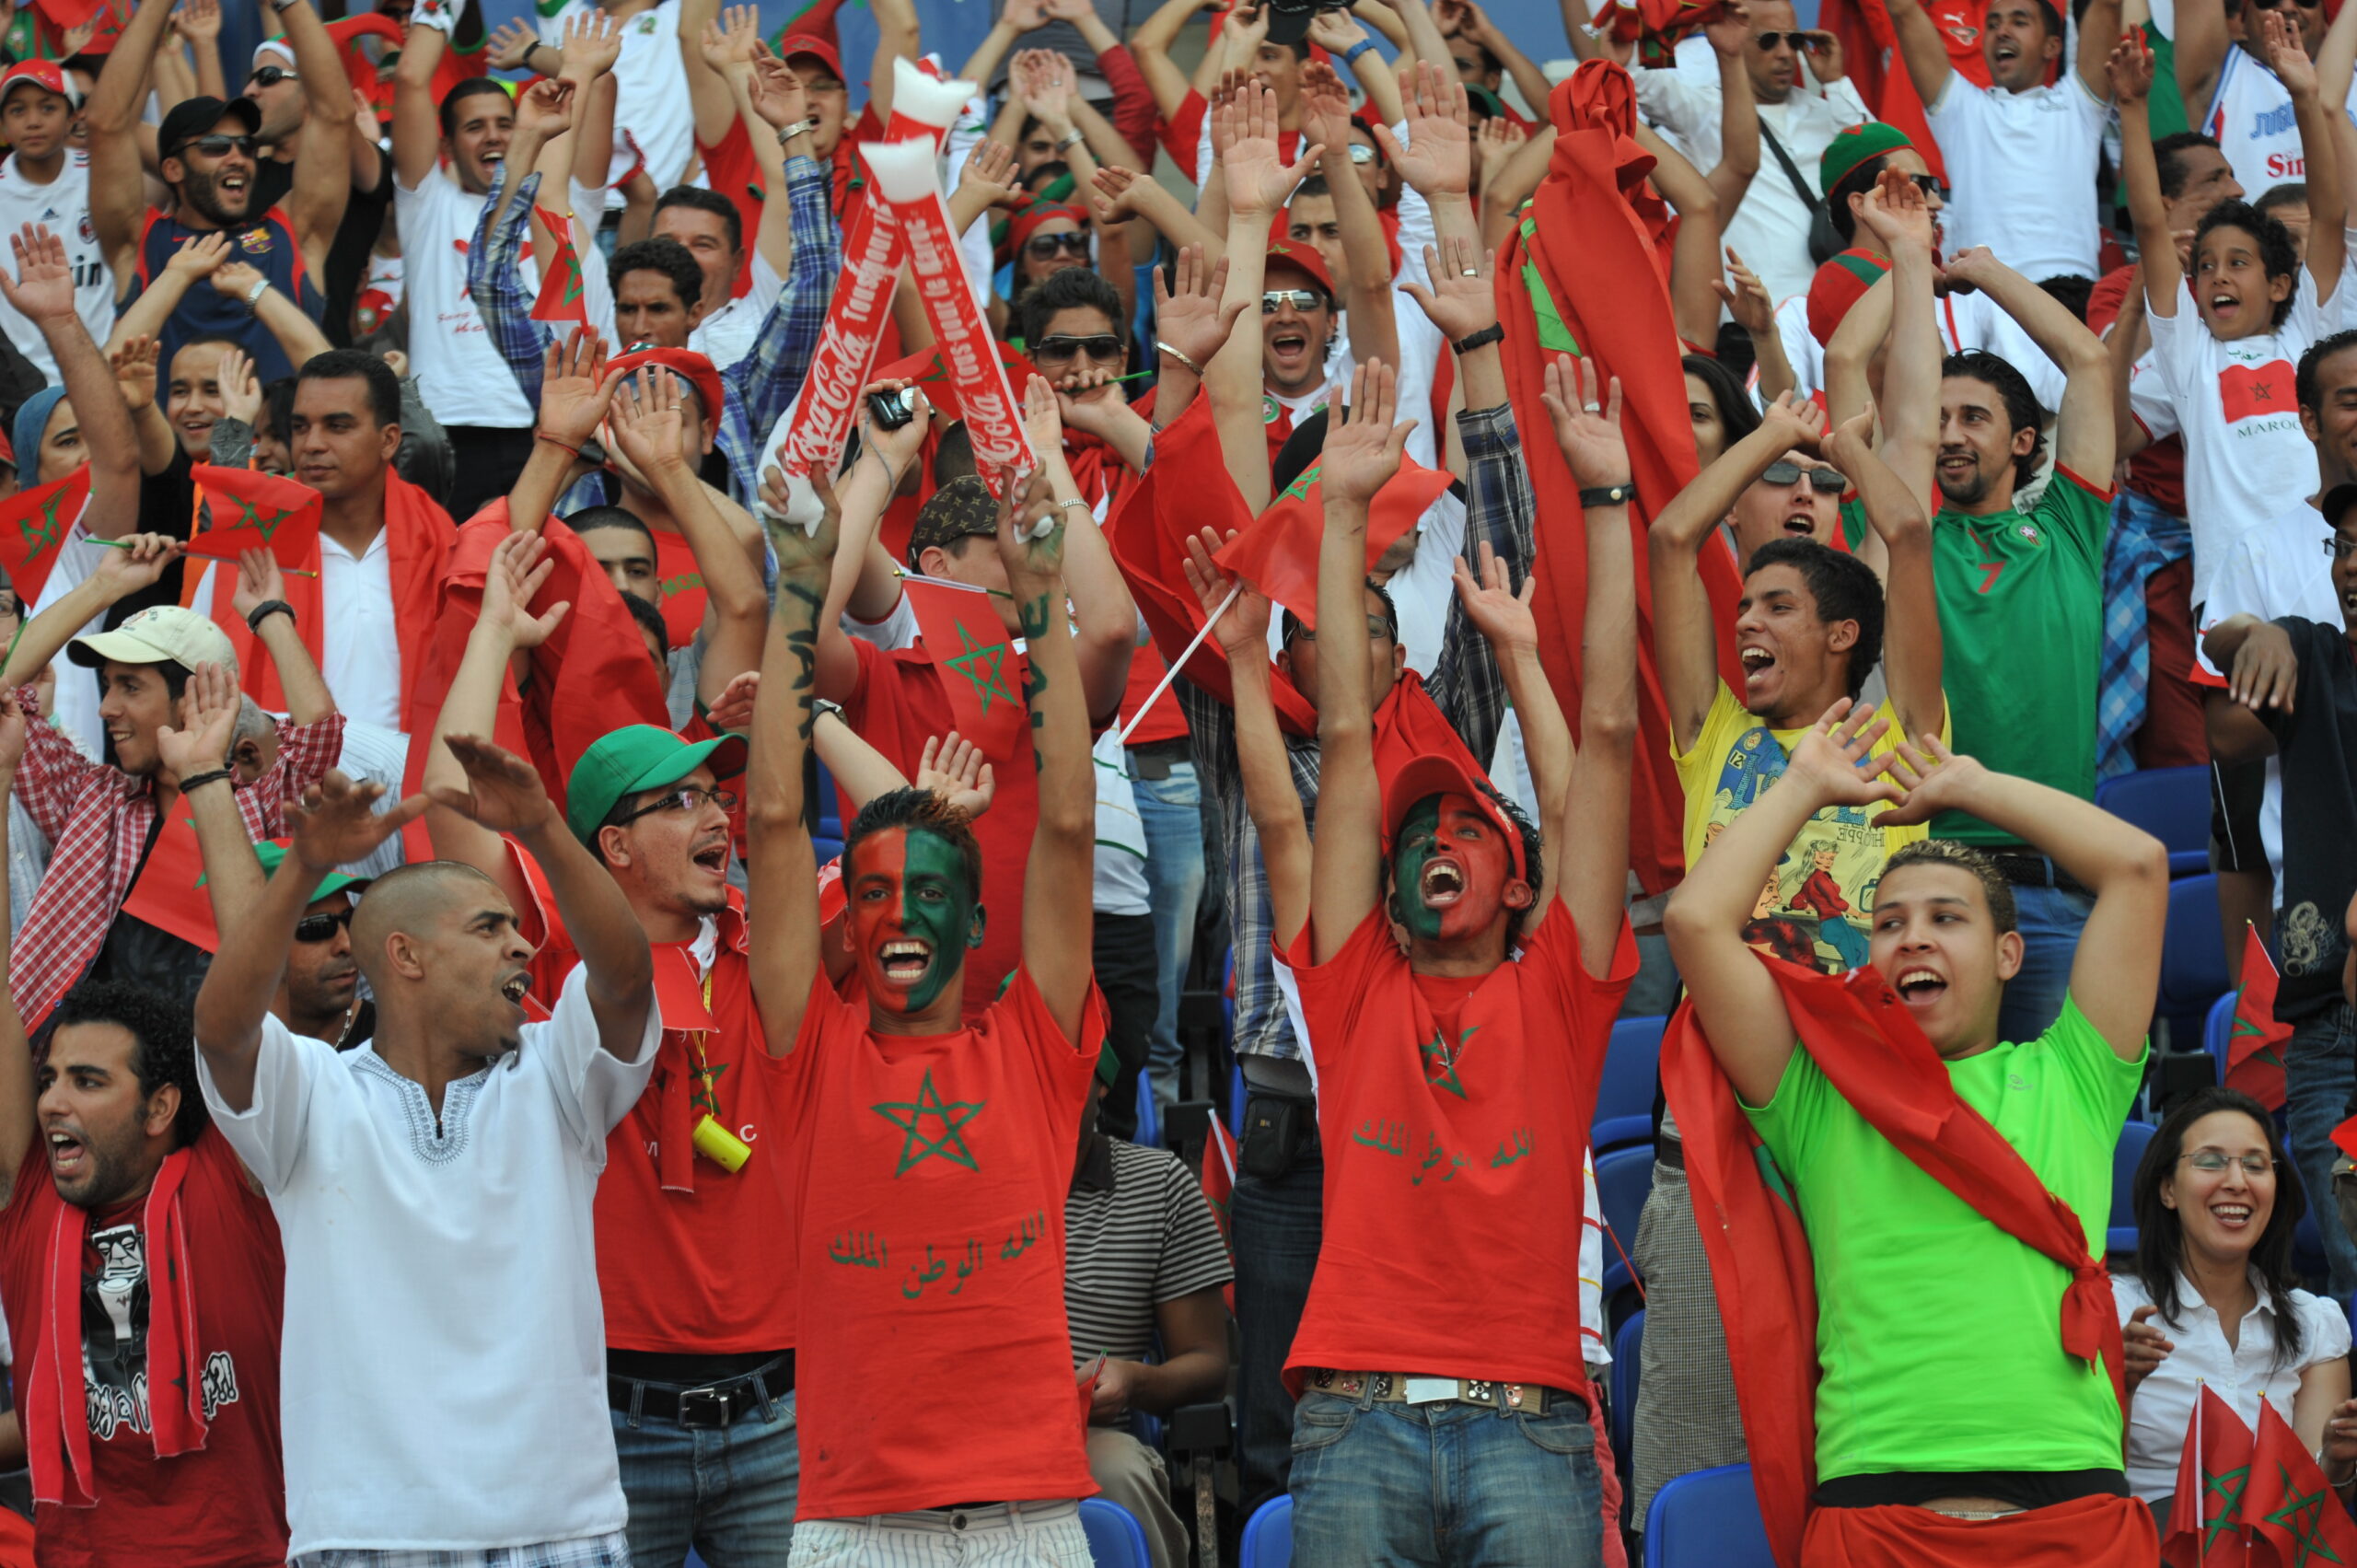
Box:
[813,756,844,867]
[1596,1016,1666,1153]
[2159,877,2231,1042]
[1079,1496,1153,1567]
[2204,991,2237,1088]
[1610,1309,1645,1484]
[1596,1144,1655,1299]
[1643,1463,1775,1568]
[2109,1121,2156,1258]
[2095,765,2211,877]
[1134,1070,1162,1150]
[1239,1494,1294,1568]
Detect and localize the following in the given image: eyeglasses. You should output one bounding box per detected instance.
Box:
[612,784,738,826]
[249,65,299,88]
[2180,1150,2276,1175]
[1262,288,1325,313]
[294,909,354,944]
[1032,333,1124,365]
[1024,231,1091,260]
[173,134,258,160]
[1347,143,1377,165]
[1759,460,1849,494]
[2326,535,2357,561]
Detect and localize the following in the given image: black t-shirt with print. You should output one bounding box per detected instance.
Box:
[2259,615,2357,1022]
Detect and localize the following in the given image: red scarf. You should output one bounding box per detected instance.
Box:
[185,470,453,724]
[28,1147,204,1507]
[1659,958,2127,1568]
[1498,64,1739,901]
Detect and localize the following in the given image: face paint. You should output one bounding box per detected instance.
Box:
[1391,792,1516,945]
[848,826,977,1015]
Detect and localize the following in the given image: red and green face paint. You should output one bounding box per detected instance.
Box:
[847,826,981,1016]
[1391,792,1519,945]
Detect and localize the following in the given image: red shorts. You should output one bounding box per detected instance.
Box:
[1801,1491,2155,1567]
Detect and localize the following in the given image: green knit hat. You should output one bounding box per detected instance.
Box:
[1818,122,1916,197]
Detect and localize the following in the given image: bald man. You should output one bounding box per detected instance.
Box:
[192,741,657,1564]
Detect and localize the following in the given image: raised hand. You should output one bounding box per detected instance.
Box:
[761,452,842,575]
[1297,59,1354,156]
[992,460,1066,588]
[558,6,624,82]
[1319,359,1413,508]
[1538,354,1630,488]
[92,534,186,599]
[538,326,621,449]
[1703,0,1752,56]
[228,546,286,622]
[430,736,558,836]
[1475,116,1527,191]
[1799,27,1844,81]
[155,660,239,781]
[1225,79,1323,218]
[110,336,160,413]
[1181,525,1272,656]
[0,224,73,323]
[608,366,691,479]
[1872,733,1990,827]
[1003,0,1051,29]
[1152,245,1246,370]
[857,379,933,487]
[514,76,576,141]
[916,732,998,819]
[1713,246,1775,336]
[700,4,761,73]
[1306,8,1371,57]
[1782,700,1905,811]
[1376,63,1470,200]
[2262,9,2316,98]
[1021,373,1066,454]
[1402,231,1498,343]
[482,529,572,651]
[291,771,428,873]
[216,345,262,427]
[2106,28,2153,106]
[485,16,540,70]
[1451,540,1537,659]
[958,141,1022,210]
[172,0,221,42]
[749,51,814,130]
[1015,47,1076,133]
[162,230,232,284]
[1821,403,1876,476]
[1759,389,1828,451]
[1855,167,1935,256]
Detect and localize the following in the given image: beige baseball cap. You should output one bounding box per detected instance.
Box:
[67,606,239,679]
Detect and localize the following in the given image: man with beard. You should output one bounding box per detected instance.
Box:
[244,35,391,348]
[84,0,352,383]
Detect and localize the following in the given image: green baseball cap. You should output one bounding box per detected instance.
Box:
[564,724,749,846]
[251,840,370,905]
[1818,122,1916,198]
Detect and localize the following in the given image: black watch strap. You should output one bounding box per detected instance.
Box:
[1579,482,1636,509]
[246,598,295,633]
[1452,323,1504,355]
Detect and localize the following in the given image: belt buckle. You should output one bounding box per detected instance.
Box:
[677,1385,733,1428]
[1401,1376,1457,1405]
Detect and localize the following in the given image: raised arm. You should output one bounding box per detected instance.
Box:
[1458,0,1558,121]
[1308,360,1415,963]
[391,16,449,192]
[1299,54,1399,381]
[3,226,140,539]
[2115,34,2183,319]
[1878,738,2168,1057]
[0,536,182,691]
[1943,245,2114,479]
[1664,703,1902,1102]
[680,0,737,148]
[1128,0,1213,118]
[2077,0,2124,99]
[1017,382,1135,725]
[86,0,178,281]
[1885,0,1959,109]
[866,0,920,124]
[234,549,335,726]
[1631,123,1728,352]
[2262,9,2346,297]
[278,0,355,273]
[0,696,31,1207]
[173,659,267,980]
[1210,84,1319,513]
[1852,168,1945,506]
[2175,0,2229,134]
[741,48,817,279]
[1703,8,1762,215]
[1825,410,1945,744]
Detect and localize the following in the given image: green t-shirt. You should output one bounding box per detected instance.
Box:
[1742,997,2144,1480]
[1927,472,2109,844]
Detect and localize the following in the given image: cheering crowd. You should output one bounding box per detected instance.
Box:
[5,0,2357,1562]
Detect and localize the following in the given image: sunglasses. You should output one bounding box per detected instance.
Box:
[1262,288,1325,313]
[1347,143,1377,165]
[1032,333,1124,365]
[174,134,258,160]
[295,909,354,944]
[613,784,738,826]
[1760,460,1848,494]
[1754,30,1814,48]
[1024,231,1091,260]
[249,64,299,88]
[1904,173,1947,200]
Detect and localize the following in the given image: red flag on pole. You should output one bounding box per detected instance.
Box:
[2161,1384,2255,1568]
[187,465,322,569]
[2244,1398,2357,1568]
[1213,457,1452,630]
[114,803,217,953]
[2226,923,2293,1111]
[0,466,88,605]
[902,574,1029,762]
[530,207,591,325]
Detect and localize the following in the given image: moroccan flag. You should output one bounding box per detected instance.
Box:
[1213,457,1452,630]
[2227,923,2293,1111]
[0,466,88,604]
[2223,361,2299,424]
[114,803,216,953]
[187,465,322,569]
[1498,63,1741,900]
[2162,1385,2256,1568]
[530,207,590,325]
[1202,1110,1238,1312]
[903,574,1029,763]
[2245,1398,2357,1568]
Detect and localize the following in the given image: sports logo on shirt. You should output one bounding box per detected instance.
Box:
[2221,360,2296,423]
[238,226,272,257]
[77,215,93,245]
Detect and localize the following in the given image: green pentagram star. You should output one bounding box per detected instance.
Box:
[229,494,300,540]
[2267,1468,2346,1567]
[2203,1463,2250,1553]
[945,622,1020,714]
[1420,1025,1476,1099]
[871,1067,985,1177]
[19,488,67,554]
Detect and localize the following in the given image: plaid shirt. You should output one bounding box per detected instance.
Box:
[1181,401,1533,1063]
[7,695,344,1028]
[467,160,840,505]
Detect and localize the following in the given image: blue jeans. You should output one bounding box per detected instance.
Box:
[1288,1391,1607,1567]
[1128,756,1205,1110]
[612,1387,799,1567]
[1233,1136,1324,1516]
[1998,883,2093,1045]
[2287,1003,2357,1298]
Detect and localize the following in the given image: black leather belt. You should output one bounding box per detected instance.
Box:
[1987,852,2092,898]
[610,1353,792,1428]
[1125,737,1191,777]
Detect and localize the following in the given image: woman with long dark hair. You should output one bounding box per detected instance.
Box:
[2116,1086,2357,1517]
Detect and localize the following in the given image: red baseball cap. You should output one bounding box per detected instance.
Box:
[0,60,80,110]
[1265,237,1335,303]
[778,33,843,81]
[1806,248,1892,347]
[607,347,726,429]
[1381,753,1527,879]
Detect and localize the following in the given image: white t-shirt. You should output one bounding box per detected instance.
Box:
[1331,292,1445,470]
[197,967,660,1555]
[2148,270,2331,608]
[2201,44,2357,197]
[690,248,782,374]
[1923,69,2109,281]
[1092,728,1150,916]
[541,0,693,204]
[319,526,403,731]
[1770,283,2070,413]
[393,168,537,429]
[2113,1270,2351,1504]
[0,151,111,381]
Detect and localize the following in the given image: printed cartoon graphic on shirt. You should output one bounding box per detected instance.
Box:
[1702,730,1880,973]
[82,1223,240,1439]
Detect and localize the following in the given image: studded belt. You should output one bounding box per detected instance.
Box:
[1305,1368,1576,1415]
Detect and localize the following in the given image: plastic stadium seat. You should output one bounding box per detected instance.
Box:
[1596,1144,1655,1299]
[2096,765,2212,877]
[1643,1463,1775,1568]
[1133,1071,1162,1150]
[1079,1496,1152,1567]
[1239,1494,1293,1568]
[1610,1309,1645,1481]
[1596,1016,1666,1153]
[2204,992,2237,1088]
[2159,877,2231,1040]
[2109,1121,2156,1258]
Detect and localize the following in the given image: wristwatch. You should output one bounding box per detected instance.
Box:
[774,119,817,146]
[1056,128,1086,152]
[244,275,270,310]
[812,698,845,725]
[1452,323,1504,355]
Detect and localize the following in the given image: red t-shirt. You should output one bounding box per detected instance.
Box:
[784,966,1104,1517]
[653,525,710,653]
[695,120,765,302]
[842,637,1038,1019]
[0,1129,286,1567]
[511,876,798,1355]
[1283,901,1636,1397]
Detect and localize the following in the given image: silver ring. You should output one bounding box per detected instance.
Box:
[1461,267,1479,277]
[1582,401,1600,413]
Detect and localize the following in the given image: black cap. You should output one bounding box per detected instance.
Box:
[1263,0,1326,48]
[2322,482,2357,529]
[907,475,999,567]
[157,96,261,162]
